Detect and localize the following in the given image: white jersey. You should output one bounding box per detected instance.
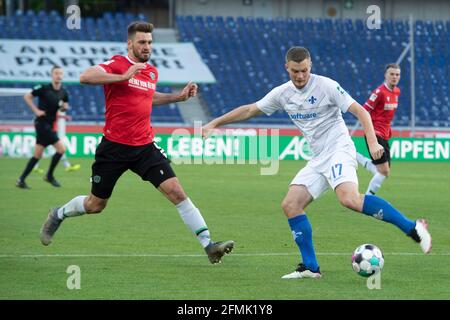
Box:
[256,74,356,165]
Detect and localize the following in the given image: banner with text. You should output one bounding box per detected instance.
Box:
[1,132,449,162]
[0,39,216,85]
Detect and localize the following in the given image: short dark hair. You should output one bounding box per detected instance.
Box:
[285,47,311,63]
[385,63,400,72]
[51,65,62,73]
[127,21,154,38]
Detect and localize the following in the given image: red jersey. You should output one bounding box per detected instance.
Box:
[98,55,158,146]
[363,83,400,140]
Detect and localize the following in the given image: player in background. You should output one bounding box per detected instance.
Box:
[39,21,234,264]
[356,64,401,195]
[16,65,68,189]
[57,112,81,172]
[202,47,431,279]
[32,110,81,174]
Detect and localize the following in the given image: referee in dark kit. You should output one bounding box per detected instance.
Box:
[16,65,69,189]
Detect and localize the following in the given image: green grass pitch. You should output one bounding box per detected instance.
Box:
[0,157,449,299]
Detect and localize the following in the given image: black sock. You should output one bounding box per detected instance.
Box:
[46,152,63,179]
[408,227,420,243]
[19,157,39,181]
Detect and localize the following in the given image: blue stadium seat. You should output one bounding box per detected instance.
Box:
[0,10,183,123]
[0,11,448,127]
[175,15,449,127]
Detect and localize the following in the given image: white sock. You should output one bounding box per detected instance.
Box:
[356,152,378,174]
[176,198,211,248]
[62,155,71,168]
[57,196,87,220]
[366,173,386,195]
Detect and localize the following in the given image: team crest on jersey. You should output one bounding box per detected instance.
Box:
[91,175,101,183]
[308,96,317,104]
[150,72,156,80]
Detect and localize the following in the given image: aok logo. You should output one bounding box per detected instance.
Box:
[290,112,317,120]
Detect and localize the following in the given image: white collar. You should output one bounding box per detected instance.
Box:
[125,55,149,66]
[383,82,395,92]
[291,74,315,93]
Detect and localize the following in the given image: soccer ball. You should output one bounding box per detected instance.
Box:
[351,244,384,277]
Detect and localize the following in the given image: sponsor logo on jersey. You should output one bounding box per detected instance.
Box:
[336,86,346,95]
[128,78,156,91]
[150,72,156,80]
[369,93,378,102]
[290,112,318,120]
[384,103,398,110]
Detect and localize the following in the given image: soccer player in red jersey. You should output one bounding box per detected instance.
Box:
[39,22,234,264]
[356,63,401,195]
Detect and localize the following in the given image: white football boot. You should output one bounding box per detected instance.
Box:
[282,263,322,279]
[412,219,432,254]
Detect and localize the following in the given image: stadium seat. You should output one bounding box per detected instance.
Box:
[174,15,449,127]
[0,11,448,127]
[0,10,186,124]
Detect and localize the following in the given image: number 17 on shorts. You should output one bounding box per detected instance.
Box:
[329,161,359,189]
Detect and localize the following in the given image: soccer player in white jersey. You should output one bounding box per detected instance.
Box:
[202,47,432,279]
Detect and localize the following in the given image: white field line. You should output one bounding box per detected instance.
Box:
[0,252,449,258]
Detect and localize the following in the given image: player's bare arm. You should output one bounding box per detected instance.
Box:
[23,92,45,117]
[348,102,384,160]
[79,63,146,85]
[60,102,69,112]
[153,82,198,106]
[202,103,263,138]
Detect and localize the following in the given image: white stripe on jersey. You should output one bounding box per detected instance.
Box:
[364,102,375,110]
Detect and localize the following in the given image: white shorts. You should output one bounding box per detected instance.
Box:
[290,149,359,199]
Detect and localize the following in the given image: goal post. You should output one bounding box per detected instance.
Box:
[0,87,34,123]
[0,87,67,138]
